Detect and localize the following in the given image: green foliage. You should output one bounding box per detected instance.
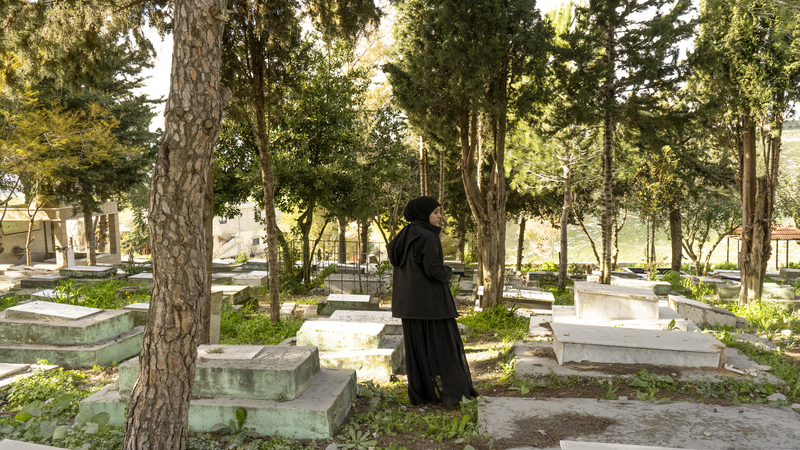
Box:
[457,305,530,342]
[0,294,22,312]
[221,309,305,345]
[540,261,558,272]
[712,262,738,271]
[628,369,676,401]
[235,250,249,263]
[50,279,141,310]
[4,368,90,411]
[662,270,682,291]
[727,301,792,341]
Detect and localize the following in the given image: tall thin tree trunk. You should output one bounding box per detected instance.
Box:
[202,166,214,344]
[83,204,96,266]
[516,216,526,273]
[558,166,571,291]
[739,115,758,305]
[669,206,682,272]
[419,136,429,196]
[337,215,347,264]
[600,20,616,285]
[122,0,227,447]
[438,146,445,205]
[298,201,314,284]
[359,219,369,264]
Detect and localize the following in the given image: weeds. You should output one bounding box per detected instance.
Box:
[458,304,530,342]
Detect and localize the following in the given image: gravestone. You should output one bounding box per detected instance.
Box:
[127,272,153,286]
[560,442,695,450]
[780,267,800,281]
[241,258,269,271]
[667,295,736,328]
[0,439,63,450]
[233,271,269,286]
[574,282,659,320]
[317,293,380,316]
[211,285,250,305]
[59,266,117,279]
[323,310,402,335]
[20,275,64,289]
[80,344,356,439]
[0,301,143,367]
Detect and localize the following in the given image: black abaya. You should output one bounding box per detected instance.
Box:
[402,318,478,407]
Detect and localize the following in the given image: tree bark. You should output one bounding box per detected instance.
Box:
[83,204,96,266]
[337,215,347,263]
[298,200,314,284]
[122,0,227,447]
[438,145,445,205]
[516,216,526,273]
[599,19,616,285]
[558,166,571,291]
[669,206,682,272]
[359,219,369,264]
[419,136,429,196]
[738,115,758,304]
[202,166,214,344]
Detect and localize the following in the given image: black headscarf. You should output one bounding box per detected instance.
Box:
[389,196,442,267]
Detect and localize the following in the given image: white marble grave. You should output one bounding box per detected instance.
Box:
[5,301,103,322]
[574,282,659,320]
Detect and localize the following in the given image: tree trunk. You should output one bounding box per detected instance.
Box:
[298,201,314,284]
[83,205,96,266]
[438,145,445,205]
[459,83,507,308]
[739,115,758,304]
[599,20,616,285]
[516,216,526,273]
[669,206,682,272]
[359,219,369,264]
[456,216,466,263]
[337,215,347,263]
[202,166,214,344]
[419,136,429,196]
[558,166,571,291]
[122,0,227,447]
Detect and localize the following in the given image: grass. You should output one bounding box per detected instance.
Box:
[457,304,530,342]
[219,303,305,345]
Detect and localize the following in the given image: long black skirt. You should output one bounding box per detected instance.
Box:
[402,318,479,407]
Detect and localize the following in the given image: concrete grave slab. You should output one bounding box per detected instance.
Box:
[551,305,692,332]
[30,289,58,300]
[780,267,800,281]
[0,363,30,380]
[325,310,402,335]
[20,275,65,289]
[713,269,741,281]
[122,302,149,326]
[211,260,243,273]
[280,302,296,318]
[5,301,103,322]
[668,295,736,328]
[127,272,153,286]
[513,341,780,385]
[0,439,63,450]
[0,308,134,345]
[479,397,800,450]
[560,441,694,450]
[80,368,356,439]
[0,326,144,368]
[0,363,59,389]
[211,272,239,282]
[211,285,250,305]
[233,271,269,286]
[610,277,672,296]
[59,266,117,278]
[319,334,404,379]
[526,271,558,282]
[551,323,725,368]
[762,282,795,300]
[242,259,269,271]
[318,293,380,315]
[323,274,389,296]
[574,282,659,320]
[715,283,740,301]
[297,321,385,351]
[119,345,319,401]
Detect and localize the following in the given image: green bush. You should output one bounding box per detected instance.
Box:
[222,313,305,345]
[662,270,682,291]
[4,367,90,411]
[0,294,22,312]
[712,261,737,271]
[50,279,138,310]
[234,250,249,263]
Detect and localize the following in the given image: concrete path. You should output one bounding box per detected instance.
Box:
[479,396,800,450]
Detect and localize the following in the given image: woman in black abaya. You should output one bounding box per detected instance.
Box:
[387,196,478,407]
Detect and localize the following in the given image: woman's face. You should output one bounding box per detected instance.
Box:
[428,206,443,227]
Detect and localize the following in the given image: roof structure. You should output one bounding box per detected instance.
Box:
[731,224,800,240]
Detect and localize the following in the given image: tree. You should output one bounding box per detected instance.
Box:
[386,0,552,307]
[578,0,693,282]
[121,0,229,448]
[681,186,740,275]
[220,0,379,321]
[692,0,800,303]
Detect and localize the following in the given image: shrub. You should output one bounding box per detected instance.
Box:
[4,367,90,411]
[458,304,529,342]
[712,261,737,271]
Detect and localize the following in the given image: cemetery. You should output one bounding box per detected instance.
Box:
[3,0,800,448]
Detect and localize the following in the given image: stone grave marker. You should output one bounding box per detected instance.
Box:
[318,293,379,315]
[574,282,659,320]
[5,301,103,322]
[127,272,153,286]
[20,275,64,289]
[59,266,117,278]
[233,271,269,286]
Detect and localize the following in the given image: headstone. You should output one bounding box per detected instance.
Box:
[0,439,63,450]
[233,271,269,286]
[667,295,736,328]
[211,285,250,305]
[5,301,103,322]
[280,302,296,318]
[296,321,385,351]
[611,277,672,296]
[318,293,380,315]
[551,322,725,368]
[325,310,402,335]
[20,275,65,289]
[241,258,269,271]
[59,265,117,278]
[127,272,153,286]
[780,267,800,281]
[574,282,659,320]
[762,282,795,300]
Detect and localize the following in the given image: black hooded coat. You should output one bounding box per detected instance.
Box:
[387,197,457,320]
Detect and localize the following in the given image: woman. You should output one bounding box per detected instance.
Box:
[388,196,478,407]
